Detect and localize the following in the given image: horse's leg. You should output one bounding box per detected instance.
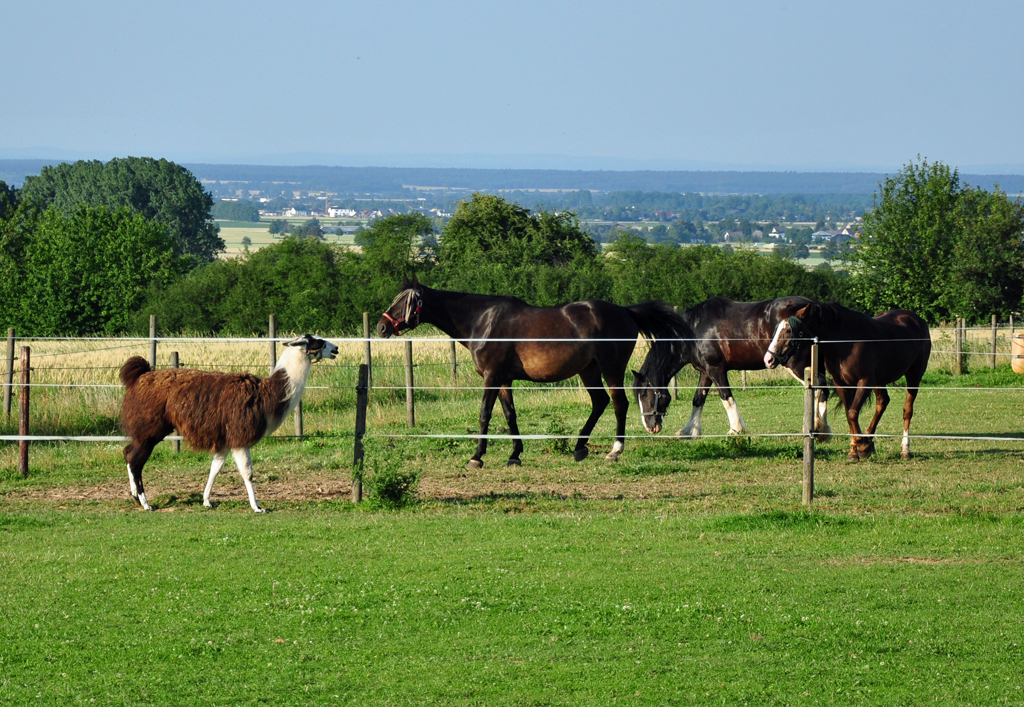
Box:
[124,439,158,510]
[844,385,873,460]
[468,374,503,470]
[678,369,712,438]
[498,384,524,467]
[709,369,747,435]
[902,367,926,460]
[813,370,833,442]
[604,371,629,462]
[574,362,610,462]
[859,387,890,459]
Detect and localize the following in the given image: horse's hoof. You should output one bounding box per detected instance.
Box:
[856,448,874,460]
[676,428,699,439]
[846,452,860,462]
[466,459,484,470]
[604,452,620,462]
[573,448,589,462]
[901,450,912,461]
[814,430,833,443]
[506,458,522,468]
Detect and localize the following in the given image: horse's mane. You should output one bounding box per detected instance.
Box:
[630,301,695,383]
[683,296,735,323]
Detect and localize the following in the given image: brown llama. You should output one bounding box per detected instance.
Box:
[119,334,338,512]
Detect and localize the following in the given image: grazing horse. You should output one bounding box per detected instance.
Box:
[632,297,831,439]
[764,301,931,460]
[377,276,694,469]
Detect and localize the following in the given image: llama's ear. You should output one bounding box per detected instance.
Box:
[285,334,311,348]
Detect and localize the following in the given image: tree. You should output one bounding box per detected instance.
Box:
[268,219,290,235]
[291,218,325,240]
[0,205,191,334]
[851,158,1024,322]
[354,213,435,310]
[211,200,260,222]
[0,180,16,220]
[434,193,603,304]
[20,157,224,264]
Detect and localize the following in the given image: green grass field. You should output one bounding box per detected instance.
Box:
[1,334,1023,704]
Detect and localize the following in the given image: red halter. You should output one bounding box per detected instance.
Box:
[382,290,422,335]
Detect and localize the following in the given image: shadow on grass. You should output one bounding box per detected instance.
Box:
[712,509,863,533]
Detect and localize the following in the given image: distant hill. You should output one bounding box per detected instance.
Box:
[3,159,1023,196]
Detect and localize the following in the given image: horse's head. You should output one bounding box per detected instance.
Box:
[377,275,423,338]
[764,304,816,368]
[632,369,671,434]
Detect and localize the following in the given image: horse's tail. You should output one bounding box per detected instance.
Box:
[119,356,152,390]
[625,301,695,379]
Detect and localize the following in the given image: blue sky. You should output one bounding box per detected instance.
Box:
[2,0,1022,172]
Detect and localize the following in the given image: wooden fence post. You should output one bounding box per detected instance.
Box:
[363,312,372,388]
[352,363,367,503]
[405,339,415,427]
[3,328,13,417]
[149,315,158,368]
[802,343,818,506]
[954,318,963,375]
[991,314,998,369]
[18,346,29,478]
[450,340,458,381]
[269,315,277,373]
[170,352,180,453]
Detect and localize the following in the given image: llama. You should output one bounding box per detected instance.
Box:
[119,334,338,512]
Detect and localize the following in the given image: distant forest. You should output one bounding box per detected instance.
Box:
[4,160,1024,197]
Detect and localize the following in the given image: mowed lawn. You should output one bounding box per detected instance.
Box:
[2,339,1024,704]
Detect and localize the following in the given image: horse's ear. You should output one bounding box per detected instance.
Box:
[631,369,642,383]
[411,272,420,289]
[401,274,412,290]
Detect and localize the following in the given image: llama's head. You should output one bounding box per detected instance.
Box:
[284,334,339,363]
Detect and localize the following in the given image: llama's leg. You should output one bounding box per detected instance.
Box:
[202,452,228,508]
[124,440,157,510]
[231,448,265,513]
[679,370,711,438]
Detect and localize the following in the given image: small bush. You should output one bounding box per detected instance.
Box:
[544,415,572,456]
[360,439,420,510]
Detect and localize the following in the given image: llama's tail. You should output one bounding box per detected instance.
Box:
[625,300,695,380]
[119,356,152,389]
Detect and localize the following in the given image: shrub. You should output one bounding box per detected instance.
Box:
[360,439,420,510]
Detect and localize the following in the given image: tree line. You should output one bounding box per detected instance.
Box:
[0,157,1021,337]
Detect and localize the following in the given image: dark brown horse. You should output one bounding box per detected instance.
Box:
[632,297,831,439]
[764,301,931,460]
[377,277,694,469]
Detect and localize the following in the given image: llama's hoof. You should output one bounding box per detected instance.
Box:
[573,447,589,462]
[466,459,484,470]
[252,507,267,514]
[506,458,522,467]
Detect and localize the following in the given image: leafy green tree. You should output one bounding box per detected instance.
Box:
[851,158,1024,322]
[20,157,224,264]
[354,213,435,311]
[0,180,16,220]
[138,238,364,335]
[211,200,260,222]
[434,193,604,304]
[268,219,291,235]
[291,218,325,240]
[0,205,190,334]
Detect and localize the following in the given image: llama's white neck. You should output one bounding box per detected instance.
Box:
[272,347,312,421]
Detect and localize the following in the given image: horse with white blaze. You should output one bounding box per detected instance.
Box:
[118,334,338,512]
